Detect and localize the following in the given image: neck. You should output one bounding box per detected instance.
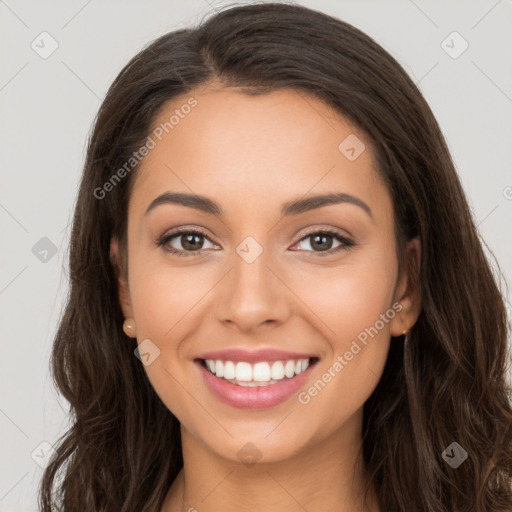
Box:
[162,410,379,512]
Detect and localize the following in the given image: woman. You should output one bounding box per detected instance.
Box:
[39,3,512,511]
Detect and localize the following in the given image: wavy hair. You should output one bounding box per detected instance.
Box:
[39,3,512,511]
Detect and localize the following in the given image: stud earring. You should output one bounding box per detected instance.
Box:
[123,318,137,338]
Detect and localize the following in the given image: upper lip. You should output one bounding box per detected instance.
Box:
[195,349,318,364]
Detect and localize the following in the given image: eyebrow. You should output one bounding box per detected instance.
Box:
[144,191,373,220]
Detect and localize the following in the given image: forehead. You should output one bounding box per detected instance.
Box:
[129,86,390,222]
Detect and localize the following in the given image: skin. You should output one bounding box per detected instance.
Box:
[110,83,421,512]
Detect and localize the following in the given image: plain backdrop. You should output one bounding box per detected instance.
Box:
[1,1,511,510]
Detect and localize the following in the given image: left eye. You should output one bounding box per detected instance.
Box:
[293,231,349,253]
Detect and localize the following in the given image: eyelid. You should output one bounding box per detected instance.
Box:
[156,225,217,245]
[294,224,353,241]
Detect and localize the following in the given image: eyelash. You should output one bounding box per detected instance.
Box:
[157,228,355,258]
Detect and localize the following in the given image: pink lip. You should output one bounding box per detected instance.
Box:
[195,348,317,363]
[195,358,319,409]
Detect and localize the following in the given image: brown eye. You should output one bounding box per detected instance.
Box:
[293,230,354,256]
[158,229,217,256]
[309,233,335,251]
[179,232,204,251]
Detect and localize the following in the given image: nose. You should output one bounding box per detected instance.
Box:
[214,244,291,333]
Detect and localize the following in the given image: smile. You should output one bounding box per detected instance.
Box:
[195,356,320,408]
[201,357,315,386]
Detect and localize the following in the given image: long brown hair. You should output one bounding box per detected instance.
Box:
[39,3,512,511]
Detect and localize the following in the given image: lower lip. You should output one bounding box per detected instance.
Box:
[195,359,317,409]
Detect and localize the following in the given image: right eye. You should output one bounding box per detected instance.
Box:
[157,229,218,257]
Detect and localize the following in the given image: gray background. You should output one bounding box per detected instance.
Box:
[1,0,511,509]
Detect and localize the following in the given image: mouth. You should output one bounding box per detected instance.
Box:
[194,356,320,409]
[196,356,320,386]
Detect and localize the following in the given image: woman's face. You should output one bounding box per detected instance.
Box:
[112,85,420,464]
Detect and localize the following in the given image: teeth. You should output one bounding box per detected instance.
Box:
[203,357,313,385]
[224,361,236,380]
[271,361,285,380]
[235,362,252,382]
[215,360,224,378]
[285,360,295,378]
[230,379,281,387]
[253,362,271,382]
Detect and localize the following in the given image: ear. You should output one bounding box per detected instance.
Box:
[110,236,133,319]
[390,236,422,336]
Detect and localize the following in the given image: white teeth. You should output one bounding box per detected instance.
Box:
[271,361,285,380]
[235,362,252,382]
[253,362,271,382]
[215,360,224,378]
[231,379,281,387]
[285,360,295,378]
[203,357,313,385]
[224,361,236,380]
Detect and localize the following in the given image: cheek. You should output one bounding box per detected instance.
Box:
[128,249,214,343]
[289,247,397,397]
[292,250,397,345]
[126,253,214,421]
[286,268,395,439]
